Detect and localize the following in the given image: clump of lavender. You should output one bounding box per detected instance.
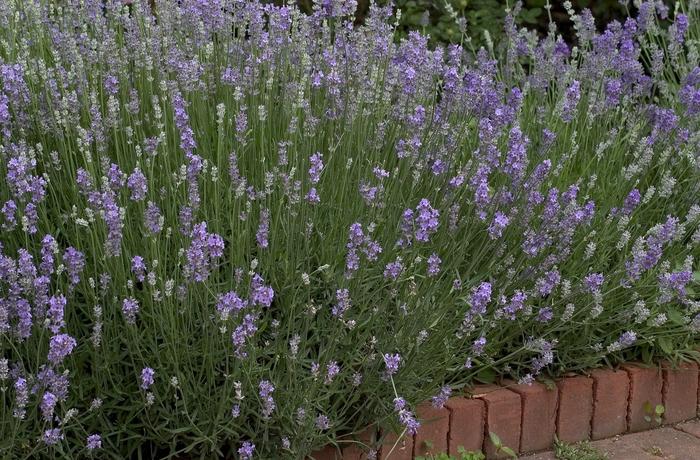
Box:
[0,0,697,458]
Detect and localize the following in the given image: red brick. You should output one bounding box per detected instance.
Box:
[378,430,413,460]
[509,381,558,453]
[444,397,485,455]
[622,364,663,433]
[661,361,699,424]
[414,403,449,457]
[342,426,377,460]
[590,368,630,440]
[556,376,593,443]
[308,445,340,460]
[471,384,521,459]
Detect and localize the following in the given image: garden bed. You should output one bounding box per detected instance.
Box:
[0,1,699,458]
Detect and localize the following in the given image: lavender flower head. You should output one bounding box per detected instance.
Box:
[131,256,146,283]
[259,379,276,418]
[315,413,330,430]
[48,333,76,365]
[332,288,351,318]
[42,428,63,446]
[256,208,270,249]
[238,441,255,460]
[383,353,401,377]
[427,253,441,277]
[393,397,420,435]
[140,367,155,390]
[122,298,140,325]
[431,386,452,408]
[469,282,492,316]
[63,247,85,286]
[127,168,148,201]
[86,434,102,450]
[584,273,604,293]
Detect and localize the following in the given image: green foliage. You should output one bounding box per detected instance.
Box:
[554,438,609,460]
[416,445,486,460]
[643,401,666,424]
[488,432,517,459]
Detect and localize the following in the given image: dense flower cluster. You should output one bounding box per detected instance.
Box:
[0,0,698,458]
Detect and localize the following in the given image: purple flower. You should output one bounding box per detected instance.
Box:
[315,414,330,430]
[217,291,246,321]
[431,386,452,408]
[256,208,270,249]
[619,331,637,348]
[584,273,604,293]
[144,202,163,235]
[427,253,441,277]
[42,428,63,445]
[47,334,76,365]
[122,298,140,325]
[184,222,225,282]
[383,353,401,377]
[332,288,351,318]
[537,307,554,323]
[13,377,28,419]
[47,295,66,334]
[259,380,276,418]
[469,282,492,316]
[561,80,581,122]
[472,336,487,356]
[250,274,274,307]
[104,75,119,95]
[673,14,689,44]
[15,298,32,340]
[305,187,320,204]
[308,152,324,184]
[232,314,258,357]
[140,367,155,390]
[86,434,102,450]
[623,189,641,215]
[393,397,420,435]
[325,361,340,384]
[488,211,509,239]
[238,441,255,460]
[503,291,527,319]
[127,168,148,201]
[536,270,561,297]
[40,391,58,421]
[63,247,85,286]
[131,256,146,282]
[383,258,404,280]
[107,163,126,190]
[415,199,440,242]
[1,200,16,230]
[40,234,57,275]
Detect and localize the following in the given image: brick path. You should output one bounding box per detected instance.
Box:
[521,420,700,460]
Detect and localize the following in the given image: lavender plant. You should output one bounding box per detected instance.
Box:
[0,0,699,458]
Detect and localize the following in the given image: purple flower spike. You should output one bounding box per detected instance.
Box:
[140,367,155,390]
[127,168,148,201]
[86,434,102,450]
[47,334,76,365]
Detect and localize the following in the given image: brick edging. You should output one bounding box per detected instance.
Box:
[310,362,700,459]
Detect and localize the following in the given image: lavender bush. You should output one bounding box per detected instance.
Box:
[0,0,699,457]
